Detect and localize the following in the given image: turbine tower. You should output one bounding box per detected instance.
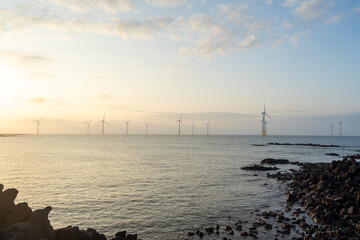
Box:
[205,120,210,136]
[144,122,150,135]
[85,121,91,135]
[192,121,195,135]
[176,114,184,135]
[33,118,43,135]
[98,113,109,135]
[123,120,131,135]
[261,104,270,136]
[330,124,334,136]
[339,121,343,136]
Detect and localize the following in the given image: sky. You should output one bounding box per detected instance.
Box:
[0,0,359,135]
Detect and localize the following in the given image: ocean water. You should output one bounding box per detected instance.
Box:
[0,135,359,239]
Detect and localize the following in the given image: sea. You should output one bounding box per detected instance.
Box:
[1,135,360,239]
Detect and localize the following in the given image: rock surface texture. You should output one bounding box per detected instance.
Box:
[0,184,139,240]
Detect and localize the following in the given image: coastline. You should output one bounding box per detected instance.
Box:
[1,140,360,239]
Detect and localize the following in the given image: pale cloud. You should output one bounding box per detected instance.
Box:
[246,21,271,34]
[47,0,135,13]
[28,97,67,105]
[294,0,334,21]
[351,7,360,14]
[0,51,54,66]
[267,0,273,6]
[283,0,300,7]
[146,0,188,7]
[324,15,341,26]
[218,3,250,25]
[288,30,311,46]
[282,20,293,29]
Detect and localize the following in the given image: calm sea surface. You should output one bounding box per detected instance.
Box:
[1,135,359,239]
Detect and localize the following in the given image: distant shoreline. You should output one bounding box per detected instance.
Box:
[0,134,25,137]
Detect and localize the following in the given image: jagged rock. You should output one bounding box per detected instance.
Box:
[30,206,54,240]
[10,203,33,222]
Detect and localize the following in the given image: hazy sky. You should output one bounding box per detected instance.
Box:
[0,0,359,135]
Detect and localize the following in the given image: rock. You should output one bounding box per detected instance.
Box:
[204,227,213,233]
[261,158,290,165]
[198,231,204,238]
[9,202,33,222]
[30,206,54,240]
[235,225,242,231]
[214,224,220,230]
[0,188,19,217]
[240,231,248,236]
[228,230,234,235]
[347,206,354,215]
[224,226,232,231]
[326,153,340,157]
[241,165,279,171]
[286,192,297,204]
[187,232,195,236]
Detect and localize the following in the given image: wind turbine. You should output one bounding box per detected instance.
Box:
[144,122,150,135]
[261,104,270,136]
[339,121,343,136]
[98,113,109,135]
[176,114,184,135]
[192,121,195,135]
[123,120,131,135]
[85,121,91,135]
[330,124,334,136]
[205,120,210,136]
[33,118,43,135]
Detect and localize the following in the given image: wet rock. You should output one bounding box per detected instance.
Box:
[228,230,234,235]
[241,165,279,171]
[198,231,204,238]
[204,227,213,234]
[326,153,340,157]
[235,225,242,231]
[224,226,232,231]
[187,232,195,236]
[261,158,290,165]
[214,224,220,230]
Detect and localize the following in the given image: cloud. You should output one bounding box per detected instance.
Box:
[0,51,54,66]
[283,0,300,7]
[146,0,188,7]
[324,15,341,26]
[28,98,67,105]
[47,0,135,13]
[288,30,311,46]
[294,0,334,21]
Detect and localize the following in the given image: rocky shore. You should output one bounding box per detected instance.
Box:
[0,184,140,240]
[186,154,360,239]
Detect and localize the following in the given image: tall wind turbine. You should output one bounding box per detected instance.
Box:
[339,121,343,136]
[205,120,210,136]
[33,118,43,135]
[261,104,270,136]
[85,121,91,135]
[330,124,334,136]
[144,122,150,135]
[192,121,195,135]
[123,120,131,135]
[176,114,184,135]
[98,113,109,135]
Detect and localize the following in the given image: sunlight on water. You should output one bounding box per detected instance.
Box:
[0,135,359,239]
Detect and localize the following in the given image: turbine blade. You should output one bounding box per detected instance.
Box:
[266,113,271,119]
[105,121,110,126]
[180,114,182,121]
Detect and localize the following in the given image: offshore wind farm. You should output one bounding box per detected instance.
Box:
[1,1,360,240]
